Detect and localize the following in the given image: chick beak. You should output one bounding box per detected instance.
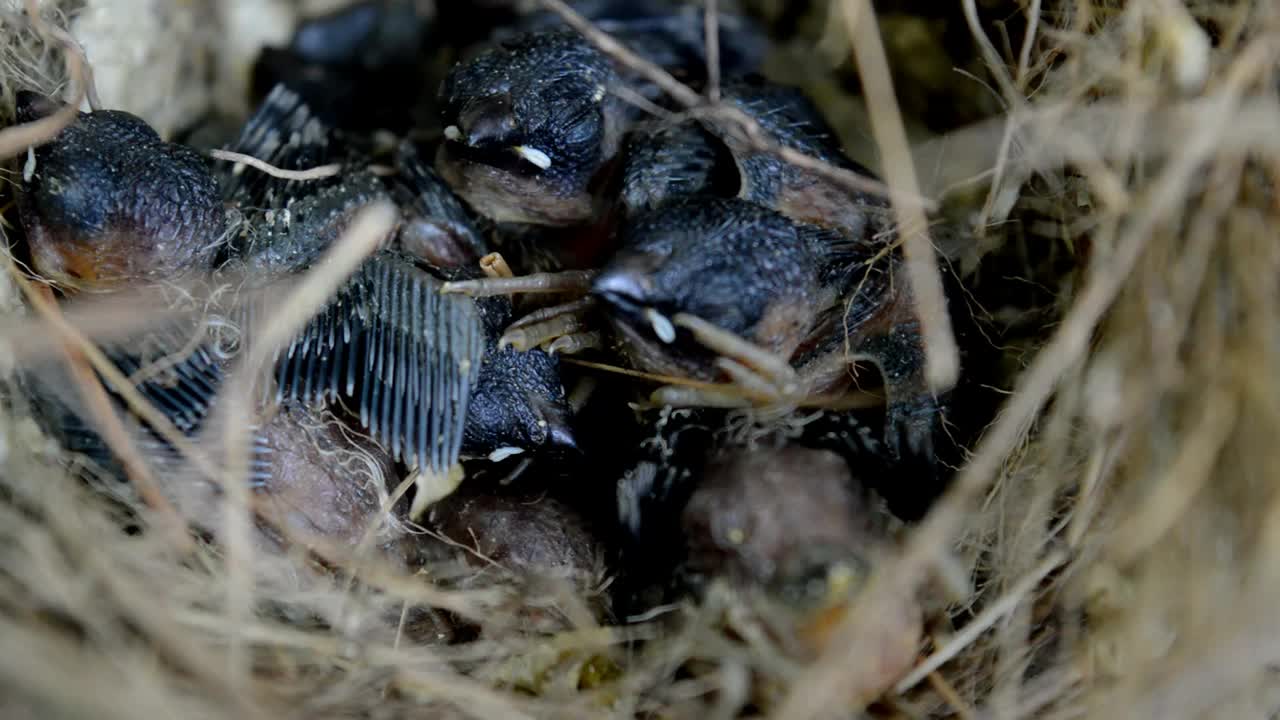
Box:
[592,265,652,308]
[457,94,517,148]
[544,418,580,454]
[16,90,60,123]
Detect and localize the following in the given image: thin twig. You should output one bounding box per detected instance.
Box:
[209,149,343,181]
[961,0,1020,103]
[928,671,977,720]
[841,0,959,390]
[216,201,396,688]
[561,357,884,409]
[704,0,721,103]
[895,551,1066,693]
[965,0,1046,232]
[1015,0,1044,89]
[608,83,675,121]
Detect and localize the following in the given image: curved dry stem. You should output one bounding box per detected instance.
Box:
[840,0,959,391]
[209,149,342,181]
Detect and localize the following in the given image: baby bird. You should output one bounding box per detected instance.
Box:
[214,85,484,472]
[252,0,433,134]
[462,288,578,459]
[445,77,944,462]
[15,91,225,291]
[221,85,577,468]
[616,408,921,693]
[425,486,611,628]
[682,445,922,695]
[14,86,574,529]
[594,195,937,460]
[11,93,284,524]
[593,78,944,462]
[435,1,765,226]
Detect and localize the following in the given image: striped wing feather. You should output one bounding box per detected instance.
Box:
[273,253,485,472]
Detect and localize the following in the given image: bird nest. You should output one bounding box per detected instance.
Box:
[1,1,1279,719]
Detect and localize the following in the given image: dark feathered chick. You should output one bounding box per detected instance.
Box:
[598,78,946,462]
[462,289,578,460]
[615,407,919,679]
[8,100,400,543]
[681,445,921,681]
[392,142,489,267]
[10,92,267,499]
[12,99,448,569]
[253,402,402,552]
[252,0,432,134]
[617,119,734,217]
[594,197,842,380]
[15,92,225,292]
[596,194,937,460]
[231,86,577,468]
[435,30,620,226]
[711,76,890,239]
[215,84,387,279]
[214,86,480,473]
[393,146,578,461]
[435,2,765,227]
[424,486,611,630]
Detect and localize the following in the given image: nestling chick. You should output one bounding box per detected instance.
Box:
[252,0,432,134]
[15,92,225,292]
[435,30,621,226]
[682,447,886,603]
[211,86,481,473]
[682,445,922,695]
[252,402,403,553]
[595,78,945,462]
[459,77,940,460]
[11,92,262,502]
[463,289,578,459]
[615,406,920,691]
[424,487,612,630]
[595,197,840,381]
[709,76,889,239]
[435,2,765,226]
[11,92,408,531]
[428,489,607,592]
[225,86,577,470]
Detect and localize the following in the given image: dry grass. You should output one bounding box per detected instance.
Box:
[1,0,1280,718]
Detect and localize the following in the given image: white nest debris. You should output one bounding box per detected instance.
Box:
[212,0,298,118]
[70,0,372,134]
[71,0,221,137]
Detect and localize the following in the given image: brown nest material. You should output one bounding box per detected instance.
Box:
[1,1,1279,718]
